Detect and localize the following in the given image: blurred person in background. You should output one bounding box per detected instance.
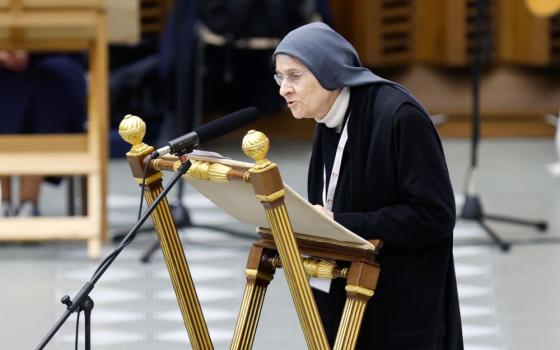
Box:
[0,50,86,217]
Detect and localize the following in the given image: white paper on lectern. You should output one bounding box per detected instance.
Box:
[184,156,375,252]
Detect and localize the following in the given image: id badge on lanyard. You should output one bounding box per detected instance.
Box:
[322,116,350,211]
[311,116,350,294]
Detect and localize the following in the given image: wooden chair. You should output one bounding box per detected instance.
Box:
[0,0,108,258]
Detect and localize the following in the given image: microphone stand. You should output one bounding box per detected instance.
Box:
[459,0,547,251]
[36,160,191,350]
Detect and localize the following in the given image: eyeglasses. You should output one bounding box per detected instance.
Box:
[273,70,308,86]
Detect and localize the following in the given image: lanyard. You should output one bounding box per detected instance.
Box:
[322,116,350,211]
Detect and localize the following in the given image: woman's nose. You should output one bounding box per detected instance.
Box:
[279,81,291,97]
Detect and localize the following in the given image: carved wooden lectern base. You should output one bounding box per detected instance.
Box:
[119,116,381,350]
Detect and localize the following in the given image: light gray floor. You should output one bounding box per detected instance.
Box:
[1,138,559,350]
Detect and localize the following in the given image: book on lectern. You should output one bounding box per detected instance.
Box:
[185,151,375,252]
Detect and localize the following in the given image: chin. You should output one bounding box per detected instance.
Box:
[290,107,309,120]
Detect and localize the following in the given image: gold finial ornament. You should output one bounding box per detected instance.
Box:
[119,114,149,153]
[242,130,271,169]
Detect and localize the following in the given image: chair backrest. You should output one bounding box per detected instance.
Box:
[0,0,141,46]
[0,0,104,50]
[0,0,102,9]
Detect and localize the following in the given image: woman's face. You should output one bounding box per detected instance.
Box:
[275,54,340,120]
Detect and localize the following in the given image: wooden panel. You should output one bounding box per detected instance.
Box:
[218,110,554,139]
[497,0,551,65]
[416,0,497,66]
[551,15,560,62]
[331,0,498,67]
[330,0,413,67]
[498,0,517,61]
[449,0,470,65]
[497,0,560,65]
[302,1,560,137]
[435,113,555,138]
[413,0,444,62]
[386,64,558,138]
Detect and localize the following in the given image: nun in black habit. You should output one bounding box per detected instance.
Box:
[272,22,463,350]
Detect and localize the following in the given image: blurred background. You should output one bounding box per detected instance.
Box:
[0,0,559,349]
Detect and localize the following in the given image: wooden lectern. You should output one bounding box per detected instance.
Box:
[119,115,382,350]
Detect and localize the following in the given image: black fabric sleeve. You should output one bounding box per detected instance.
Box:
[334,103,456,249]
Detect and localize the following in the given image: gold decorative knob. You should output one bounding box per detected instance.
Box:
[271,256,349,280]
[186,160,232,182]
[242,130,271,169]
[119,114,149,153]
[302,259,349,279]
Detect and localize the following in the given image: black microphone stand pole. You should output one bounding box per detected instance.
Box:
[36,160,191,350]
[459,0,547,251]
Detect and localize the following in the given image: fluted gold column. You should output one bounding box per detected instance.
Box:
[333,291,369,350]
[333,262,380,350]
[119,115,213,350]
[242,131,329,350]
[230,246,275,350]
[143,186,213,350]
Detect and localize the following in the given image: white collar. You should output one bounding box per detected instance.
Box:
[315,87,350,132]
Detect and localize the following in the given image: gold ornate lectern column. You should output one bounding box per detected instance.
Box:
[119,115,213,350]
[241,131,330,350]
[334,261,380,350]
[230,245,276,350]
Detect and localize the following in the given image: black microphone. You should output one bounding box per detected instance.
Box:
[152,107,259,158]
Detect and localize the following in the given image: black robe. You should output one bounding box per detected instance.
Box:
[308,83,463,350]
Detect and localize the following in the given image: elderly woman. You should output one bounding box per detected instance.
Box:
[273,23,463,350]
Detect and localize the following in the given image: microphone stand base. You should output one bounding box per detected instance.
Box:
[459,194,547,252]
